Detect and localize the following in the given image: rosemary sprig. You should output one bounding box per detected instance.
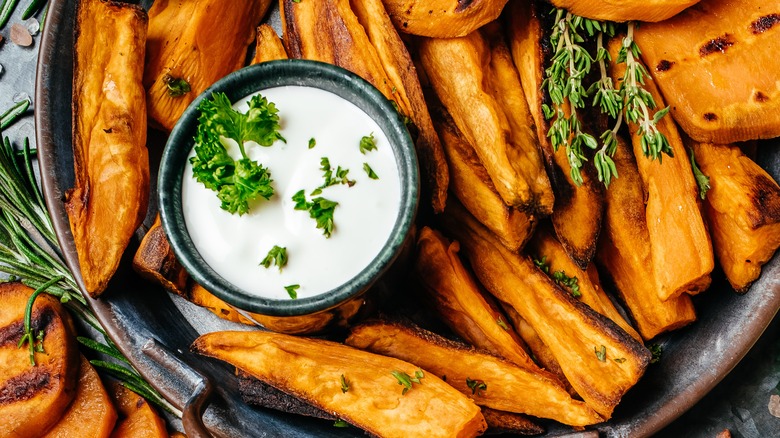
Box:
[1,99,31,130]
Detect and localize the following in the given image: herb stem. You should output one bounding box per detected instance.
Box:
[21,0,45,20]
[19,275,63,365]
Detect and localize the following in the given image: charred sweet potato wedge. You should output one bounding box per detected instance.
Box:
[144,0,272,131]
[609,38,714,301]
[381,0,509,37]
[481,408,544,436]
[597,139,697,340]
[251,24,288,65]
[419,27,553,214]
[192,331,488,437]
[527,226,641,342]
[238,371,336,421]
[0,282,79,438]
[132,215,188,297]
[507,0,604,268]
[415,227,537,370]
[433,105,535,251]
[107,382,167,438]
[694,143,780,292]
[635,0,780,143]
[68,0,149,297]
[43,356,117,438]
[346,321,603,426]
[439,201,651,418]
[548,0,700,22]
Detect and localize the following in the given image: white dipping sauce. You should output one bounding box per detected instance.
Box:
[182,86,401,300]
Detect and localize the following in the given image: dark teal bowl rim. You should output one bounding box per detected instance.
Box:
[159,60,419,317]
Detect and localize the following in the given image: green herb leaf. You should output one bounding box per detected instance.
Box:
[533,256,550,274]
[308,138,316,149]
[391,369,424,395]
[340,374,349,393]
[0,99,31,130]
[363,163,379,180]
[466,377,487,396]
[614,357,627,363]
[649,343,663,364]
[284,284,300,299]
[689,148,710,200]
[359,133,377,154]
[552,270,581,298]
[292,190,338,238]
[312,157,355,196]
[595,345,607,362]
[163,74,191,98]
[496,316,509,331]
[333,419,348,428]
[260,245,287,272]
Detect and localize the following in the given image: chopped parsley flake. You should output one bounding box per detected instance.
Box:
[284,284,299,299]
[359,133,377,154]
[260,245,287,272]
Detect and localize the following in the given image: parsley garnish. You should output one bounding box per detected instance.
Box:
[496,316,509,331]
[534,256,581,298]
[391,369,424,395]
[311,157,355,196]
[340,374,349,393]
[284,284,299,299]
[163,74,191,98]
[689,148,710,200]
[260,245,287,272]
[308,137,316,149]
[333,419,348,428]
[466,377,487,396]
[614,357,627,363]
[190,92,284,215]
[293,190,338,237]
[595,345,607,362]
[359,133,377,154]
[363,163,379,180]
[649,343,663,364]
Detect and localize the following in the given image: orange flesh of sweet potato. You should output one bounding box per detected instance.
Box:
[419,29,553,214]
[107,382,168,438]
[144,0,272,131]
[507,1,604,268]
[251,24,288,65]
[415,227,537,370]
[609,38,714,301]
[43,356,118,438]
[68,0,149,297]
[433,105,535,251]
[380,0,509,38]
[132,215,188,297]
[192,331,487,438]
[527,226,642,342]
[635,0,780,143]
[694,142,780,292]
[439,201,651,418]
[596,139,697,340]
[346,321,603,427]
[0,283,79,438]
[548,0,701,22]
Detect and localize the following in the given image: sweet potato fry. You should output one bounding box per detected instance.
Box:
[107,382,167,438]
[507,0,604,268]
[433,105,535,251]
[609,38,714,301]
[346,320,603,426]
[132,215,188,297]
[596,138,696,340]
[251,24,288,65]
[419,28,553,214]
[693,142,780,292]
[380,0,509,38]
[237,371,336,421]
[439,201,651,418]
[192,331,487,437]
[0,282,79,438]
[548,0,700,22]
[68,0,149,297]
[144,0,272,131]
[415,227,537,370]
[527,226,642,342]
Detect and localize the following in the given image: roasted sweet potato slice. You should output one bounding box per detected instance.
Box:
[609,38,714,301]
[693,142,780,292]
[43,356,117,438]
[380,0,509,37]
[419,28,553,214]
[481,408,544,436]
[251,24,288,65]
[68,0,149,297]
[635,0,780,143]
[439,201,651,418]
[238,371,336,421]
[346,321,603,426]
[0,282,79,438]
[527,226,641,342]
[548,0,700,22]
[596,139,697,340]
[144,0,272,131]
[433,105,535,251]
[507,0,604,268]
[107,382,167,438]
[415,227,537,370]
[192,331,487,437]
[132,215,188,297]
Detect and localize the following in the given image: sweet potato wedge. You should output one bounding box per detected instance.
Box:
[237,371,336,421]
[251,24,288,65]
[380,0,509,38]
[693,142,780,292]
[419,28,553,214]
[433,105,535,251]
[527,226,641,342]
[43,356,117,438]
[481,408,544,436]
[609,38,714,301]
[107,382,168,438]
[0,282,79,438]
[596,138,697,340]
[439,201,651,418]
[132,215,188,297]
[346,320,603,426]
[192,331,487,437]
[507,0,604,268]
[548,0,700,22]
[144,0,272,131]
[68,0,149,297]
[635,0,780,143]
[415,227,537,370]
